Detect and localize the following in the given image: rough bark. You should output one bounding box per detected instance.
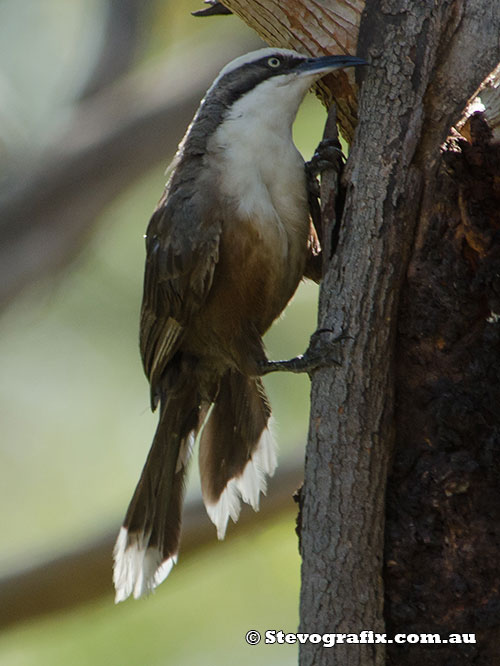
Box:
[478,67,500,138]
[296,1,500,665]
[386,111,500,666]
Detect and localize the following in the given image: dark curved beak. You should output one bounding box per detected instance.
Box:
[295,55,368,76]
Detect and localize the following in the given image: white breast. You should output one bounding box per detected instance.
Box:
[206,76,311,256]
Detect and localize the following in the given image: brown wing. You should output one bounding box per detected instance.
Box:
[140,186,221,409]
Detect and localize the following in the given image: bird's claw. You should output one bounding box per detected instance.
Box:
[305,139,345,178]
[258,328,347,377]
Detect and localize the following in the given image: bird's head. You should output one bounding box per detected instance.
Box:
[208,47,366,120]
[179,48,366,159]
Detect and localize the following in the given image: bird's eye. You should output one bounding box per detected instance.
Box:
[267,57,281,68]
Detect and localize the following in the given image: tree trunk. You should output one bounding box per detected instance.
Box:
[222,1,500,664]
[386,90,500,666]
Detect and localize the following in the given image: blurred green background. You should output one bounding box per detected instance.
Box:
[0,1,328,664]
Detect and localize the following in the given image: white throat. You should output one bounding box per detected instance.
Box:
[207,74,313,223]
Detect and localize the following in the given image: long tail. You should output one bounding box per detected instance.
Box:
[199,370,277,539]
[113,378,199,603]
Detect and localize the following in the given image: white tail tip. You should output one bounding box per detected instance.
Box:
[113,527,177,603]
[204,425,278,539]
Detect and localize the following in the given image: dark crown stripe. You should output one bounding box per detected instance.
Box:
[179,54,305,159]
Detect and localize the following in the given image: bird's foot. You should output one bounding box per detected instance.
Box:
[258,328,348,377]
[305,139,345,180]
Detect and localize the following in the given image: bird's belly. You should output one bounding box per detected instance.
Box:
[186,211,309,371]
[220,228,299,328]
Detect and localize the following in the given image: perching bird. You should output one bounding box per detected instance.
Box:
[113,47,365,602]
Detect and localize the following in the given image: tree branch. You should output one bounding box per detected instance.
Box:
[0,460,302,630]
[79,0,156,99]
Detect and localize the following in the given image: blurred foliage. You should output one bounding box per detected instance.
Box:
[0,0,106,159]
[0,517,301,665]
[0,0,328,663]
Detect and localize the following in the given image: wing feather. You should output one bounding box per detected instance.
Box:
[140,185,221,408]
